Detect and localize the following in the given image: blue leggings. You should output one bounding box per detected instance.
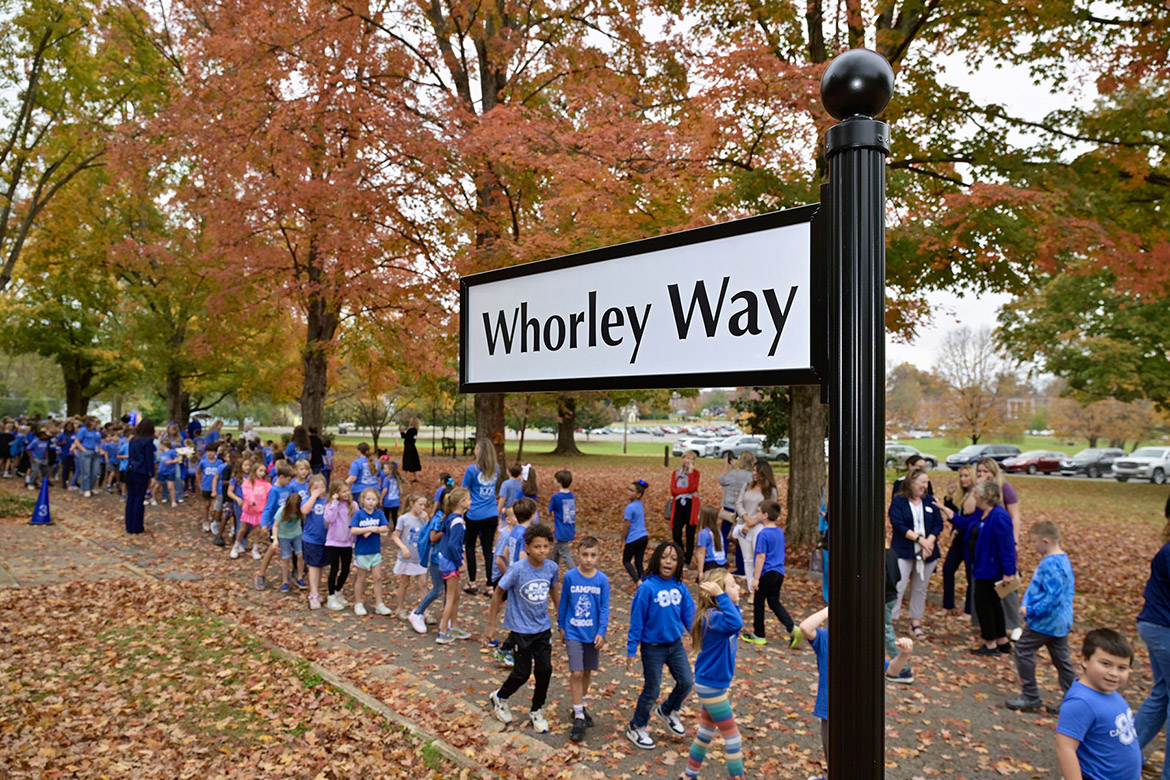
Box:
[413,562,444,616]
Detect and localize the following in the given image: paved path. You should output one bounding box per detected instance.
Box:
[0,481,1127,779]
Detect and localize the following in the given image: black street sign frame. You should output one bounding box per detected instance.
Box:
[459,202,827,394]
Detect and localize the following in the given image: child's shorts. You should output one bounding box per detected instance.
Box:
[355,553,383,571]
[201,489,213,501]
[566,639,600,672]
[302,541,328,568]
[441,567,459,581]
[394,558,427,577]
[213,495,224,512]
[278,536,303,560]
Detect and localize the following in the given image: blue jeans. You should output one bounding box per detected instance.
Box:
[631,638,693,728]
[413,562,444,616]
[1136,620,1170,777]
[77,451,100,493]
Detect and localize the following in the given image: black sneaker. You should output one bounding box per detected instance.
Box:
[570,716,586,742]
[213,536,226,547]
[1005,696,1043,711]
[969,645,998,656]
[998,642,1014,654]
[583,708,594,728]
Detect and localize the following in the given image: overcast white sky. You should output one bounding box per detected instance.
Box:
[884,53,1095,373]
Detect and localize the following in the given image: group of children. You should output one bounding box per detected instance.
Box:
[12,414,1146,780]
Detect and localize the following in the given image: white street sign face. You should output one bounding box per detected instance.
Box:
[460,205,823,393]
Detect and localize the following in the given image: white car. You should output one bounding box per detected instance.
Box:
[1112,447,1170,484]
[672,436,718,457]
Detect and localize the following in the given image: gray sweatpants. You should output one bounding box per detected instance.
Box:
[1015,626,1075,700]
[552,540,575,570]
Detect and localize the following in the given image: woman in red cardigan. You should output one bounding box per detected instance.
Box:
[670,450,701,568]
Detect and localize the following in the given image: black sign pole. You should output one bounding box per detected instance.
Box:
[822,49,894,780]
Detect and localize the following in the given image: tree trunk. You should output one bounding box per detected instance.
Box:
[165,370,184,427]
[516,410,528,462]
[475,393,506,466]
[111,394,123,423]
[301,292,339,433]
[787,384,826,548]
[551,394,583,456]
[63,376,91,417]
[1087,435,1098,447]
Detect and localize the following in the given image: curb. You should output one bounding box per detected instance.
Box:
[51,514,494,779]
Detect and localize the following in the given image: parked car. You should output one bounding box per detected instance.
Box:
[672,436,714,457]
[336,421,356,434]
[945,443,1022,471]
[1002,450,1067,475]
[1059,448,1126,479]
[1112,447,1170,484]
[884,442,938,470]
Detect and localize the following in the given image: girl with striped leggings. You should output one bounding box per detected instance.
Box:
[682,568,746,780]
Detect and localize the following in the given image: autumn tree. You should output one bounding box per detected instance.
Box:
[934,327,1017,444]
[0,0,168,292]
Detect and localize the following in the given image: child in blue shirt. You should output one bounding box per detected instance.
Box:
[380,460,401,522]
[695,505,727,579]
[548,470,576,569]
[622,480,649,584]
[497,463,523,515]
[1056,628,1141,780]
[485,497,537,664]
[435,488,470,644]
[157,444,181,508]
[1006,520,1076,713]
[25,430,50,488]
[488,522,560,735]
[321,437,333,484]
[625,541,695,750]
[197,448,225,532]
[742,500,796,646]
[349,487,392,617]
[558,535,610,742]
[801,606,913,780]
[683,568,744,780]
[256,461,296,591]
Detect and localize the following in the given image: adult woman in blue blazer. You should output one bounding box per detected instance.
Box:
[889,469,948,639]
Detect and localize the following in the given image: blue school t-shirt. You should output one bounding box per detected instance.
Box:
[812,628,829,720]
[101,440,118,466]
[491,529,511,583]
[697,527,726,565]
[548,491,576,542]
[158,448,178,478]
[26,438,49,460]
[302,494,328,546]
[76,427,102,452]
[498,478,522,509]
[117,439,129,471]
[198,456,224,491]
[625,501,647,544]
[507,524,527,564]
[284,441,310,463]
[558,567,610,643]
[499,558,559,634]
[381,474,400,508]
[1057,680,1141,780]
[755,526,786,575]
[350,508,388,556]
[461,465,499,521]
[348,458,381,496]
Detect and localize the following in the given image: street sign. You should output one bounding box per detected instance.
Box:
[459,205,823,393]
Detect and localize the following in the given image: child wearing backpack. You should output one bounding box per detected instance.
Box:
[435,488,471,644]
[408,489,449,634]
[558,535,610,742]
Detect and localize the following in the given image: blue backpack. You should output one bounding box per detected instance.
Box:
[417,512,445,566]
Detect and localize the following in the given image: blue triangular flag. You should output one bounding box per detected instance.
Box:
[30,476,52,525]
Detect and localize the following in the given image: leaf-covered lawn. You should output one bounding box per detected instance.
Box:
[0,579,457,779]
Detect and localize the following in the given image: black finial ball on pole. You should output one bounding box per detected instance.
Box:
[820,49,895,121]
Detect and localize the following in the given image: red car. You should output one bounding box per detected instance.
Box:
[1002,450,1067,475]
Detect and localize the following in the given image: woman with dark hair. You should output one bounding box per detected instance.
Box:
[285,425,312,464]
[400,416,422,483]
[125,418,156,534]
[308,425,325,475]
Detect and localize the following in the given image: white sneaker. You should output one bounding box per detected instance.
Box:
[396,609,410,620]
[335,594,349,608]
[374,603,393,616]
[490,691,513,724]
[354,603,367,616]
[1010,627,1023,642]
[202,522,210,532]
[83,491,91,498]
[230,546,240,559]
[251,545,261,560]
[626,726,655,749]
[656,704,686,736]
[171,501,178,508]
[150,499,158,506]
[529,708,549,734]
[210,521,220,535]
[408,612,427,634]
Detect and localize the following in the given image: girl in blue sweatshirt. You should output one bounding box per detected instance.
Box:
[626,541,695,750]
[683,568,745,780]
[435,487,470,644]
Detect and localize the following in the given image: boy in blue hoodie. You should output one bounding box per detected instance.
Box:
[1006,520,1076,713]
[255,460,295,590]
[558,535,610,742]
